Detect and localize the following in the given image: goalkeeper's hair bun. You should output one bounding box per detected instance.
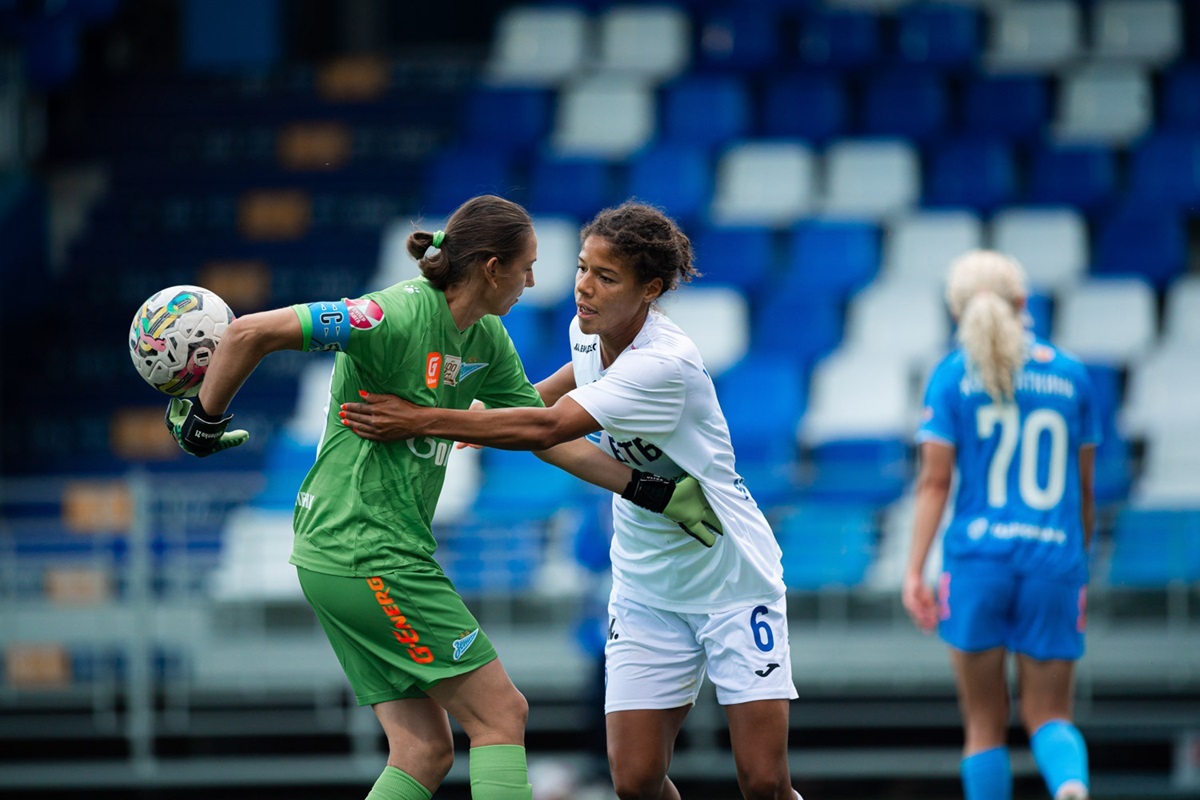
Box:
[406,195,534,291]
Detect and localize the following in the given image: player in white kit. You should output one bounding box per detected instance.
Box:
[340,202,803,800]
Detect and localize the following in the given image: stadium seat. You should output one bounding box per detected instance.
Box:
[799,438,911,506]
[1025,292,1053,340]
[1128,133,1200,210]
[985,0,1083,73]
[895,3,980,67]
[523,215,580,311]
[753,293,844,368]
[990,207,1088,293]
[1091,0,1182,65]
[963,75,1049,141]
[1084,362,1132,504]
[1162,64,1200,130]
[716,352,806,468]
[696,6,781,72]
[1108,508,1200,587]
[1162,275,1200,350]
[595,5,691,83]
[551,75,655,159]
[437,518,544,594]
[782,219,880,302]
[840,279,951,370]
[774,503,878,590]
[924,137,1016,213]
[459,86,552,153]
[762,72,847,143]
[1132,427,1200,507]
[800,350,913,445]
[1121,348,1200,438]
[659,75,750,150]
[1027,144,1117,212]
[690,224,774,295]
[799,8,882,68]
[1054,63,1152,145]
[473,447,584,523]
[422,148,511,214]
[485,5,589,86]
[1055,278,1157,367]
[710,140,817,226]
[659,284,750,377]
[626,144,712,224]
[821,138,921,221]
[528,154,613,220]
[882,210,983,286]
[862,69,949,143]
[1093,205,1187,290]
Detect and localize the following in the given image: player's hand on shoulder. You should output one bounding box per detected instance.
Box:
[621,470,724,548]
[164,397,249,457]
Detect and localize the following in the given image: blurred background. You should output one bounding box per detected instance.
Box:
[2,0,1200,797]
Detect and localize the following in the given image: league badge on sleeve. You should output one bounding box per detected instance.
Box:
[347,298,384,330]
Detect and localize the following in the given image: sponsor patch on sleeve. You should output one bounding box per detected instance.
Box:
[347,298,385,330]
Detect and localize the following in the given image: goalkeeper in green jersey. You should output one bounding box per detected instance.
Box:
[163,194,718,800]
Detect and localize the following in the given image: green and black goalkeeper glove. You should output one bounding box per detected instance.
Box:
[164,397,249,457]
[621,470,724,547]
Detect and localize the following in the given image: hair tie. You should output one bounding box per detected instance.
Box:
[431,230,445,249]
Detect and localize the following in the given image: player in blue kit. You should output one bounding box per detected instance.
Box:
[903,250,1098,800]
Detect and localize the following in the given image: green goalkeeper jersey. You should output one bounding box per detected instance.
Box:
[287,277,543,577]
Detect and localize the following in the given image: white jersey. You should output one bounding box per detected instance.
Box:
[566,310,785,613]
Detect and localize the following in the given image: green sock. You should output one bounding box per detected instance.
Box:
[469,744,532,800]
[366,765,432,800]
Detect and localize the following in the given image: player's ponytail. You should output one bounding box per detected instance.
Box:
[405,195,534,291]
[945,250,1028,404]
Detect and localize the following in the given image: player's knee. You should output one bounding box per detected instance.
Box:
[389,735,453,785]
[737,764,791,800]
[608,758,669,800]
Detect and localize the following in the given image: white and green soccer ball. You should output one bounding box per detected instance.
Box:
[129,285,234,397]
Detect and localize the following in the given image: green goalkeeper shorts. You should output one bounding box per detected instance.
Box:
[297,565,498,705]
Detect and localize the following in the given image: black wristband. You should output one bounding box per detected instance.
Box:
[190,396,224,423]
[620,469,675,513]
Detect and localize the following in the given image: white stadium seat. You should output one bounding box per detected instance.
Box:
[822,138,921,221]
[659,284,749,377]
[800,350,915,445]
[991,207,1088,293]
[710,140,816,226]
[595,5,690,82]
[985,0,1083,73]
[1054,63,1152,145]
[841,279,951,369]
[1055,277,1157,366]
[551,75,655,158]
[485,6,590,86]
[883,210,983,285]
[1092,0,1182,65]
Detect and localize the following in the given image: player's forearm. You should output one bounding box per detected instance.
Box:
[535,439,631,494]
[907,480,950,579]
[420,406,571,451]
[199,309,302,415]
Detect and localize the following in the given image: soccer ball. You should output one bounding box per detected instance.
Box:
[128,285,234,397]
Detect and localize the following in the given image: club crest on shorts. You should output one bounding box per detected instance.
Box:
[452,628,480,661]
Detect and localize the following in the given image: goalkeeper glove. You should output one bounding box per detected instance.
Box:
[164,397,249,457]
[621,470,724,547]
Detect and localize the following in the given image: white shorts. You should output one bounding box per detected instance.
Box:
[604,592,799,714]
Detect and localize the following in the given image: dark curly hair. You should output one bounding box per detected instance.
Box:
[405,195,534,291]
[580,201,699,296]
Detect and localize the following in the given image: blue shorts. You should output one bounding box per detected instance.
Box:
[938,558,1086,661]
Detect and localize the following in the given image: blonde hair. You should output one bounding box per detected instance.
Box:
[945,250,1028,403]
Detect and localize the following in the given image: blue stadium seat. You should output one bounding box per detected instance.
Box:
[752,293,843,367]
[437,520,544,595]
[626,144,712,223]
[782,220,879,302]
[895,3,981,67]
[423,147,511,214]
[660,75,751,149]
[1093,204,1188,290]
[1108,509,1200,587]
[528,155,613,219]
[459,86,552,153]
[1162,64,1200,130]
[799,439,911,505]
[925,137,1016,212]
[762,71,847,143]
[862,69,949,143]
[1028,144,1117,212]
[799,9,881,69]
[716,353,806,466]
[1026,292,1053,340]
[1128,132,1200,209]
[774,503,878,590]
[499,304,556,381]
[473,447,584,523]
[964,75,1048,141]
[695,6,781,72]
[690,224,773,295]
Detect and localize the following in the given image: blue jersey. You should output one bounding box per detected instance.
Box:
[917,337,1101,578]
